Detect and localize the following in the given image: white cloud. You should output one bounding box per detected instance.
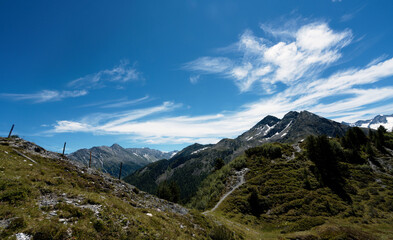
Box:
[185,22,352,92]
[100,95,150,108]
[184,57,233,73]
[1,90,87,103]
[68,60,141,89]
[296,23,351,51]
[51,101,181,133]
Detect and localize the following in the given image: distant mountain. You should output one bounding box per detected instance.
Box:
[124,110,350,202]
[347,114,393,131]
[68,144,177,178]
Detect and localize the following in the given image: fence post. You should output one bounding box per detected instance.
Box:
[119,162,123,180]
[62,142,66,156]
[89,151,92,168]
[8,124,14,138]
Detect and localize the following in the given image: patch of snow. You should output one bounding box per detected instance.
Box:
[264,124,276,135]
[246,136,254,141]
[191,147,210,155]
[133,152,139,157]
[170,151,178,158]
[146,213,153,217]
[360,123,370,128]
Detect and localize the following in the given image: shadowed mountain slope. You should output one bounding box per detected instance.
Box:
[68,144,177,179]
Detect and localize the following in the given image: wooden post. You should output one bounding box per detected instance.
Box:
[8,124,14,138]
[119,162,123,180]
[89,151,92,168]
[62,142,66,156]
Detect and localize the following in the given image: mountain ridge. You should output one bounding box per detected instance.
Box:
[125,110,350,202]
[346,113,393,131]
[68,144,177,179]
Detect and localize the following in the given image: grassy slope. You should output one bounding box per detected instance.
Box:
[0,137,240,240]
[190,134,393,239]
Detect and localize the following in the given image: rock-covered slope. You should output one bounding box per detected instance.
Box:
[125,111,350,202]
[68,144,177,179]
[0,136,231,240]
[349,114,393,131]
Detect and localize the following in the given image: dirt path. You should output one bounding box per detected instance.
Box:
[203,168,249,214]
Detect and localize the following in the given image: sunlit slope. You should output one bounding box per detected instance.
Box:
[190,128,393,239]
[0,137,236,240]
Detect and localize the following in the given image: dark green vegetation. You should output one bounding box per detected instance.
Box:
[0,137,241,240]
[190,128,393,239]
[156,181,181,203]
[125,111,350,203]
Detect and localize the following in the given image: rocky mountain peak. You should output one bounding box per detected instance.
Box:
[110,143,123,150]
[282,110,300,119]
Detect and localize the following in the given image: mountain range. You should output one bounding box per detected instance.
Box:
[68,144,177,178]
[2,111,393,239]
[346,114,393,131]
[124,110,350,201]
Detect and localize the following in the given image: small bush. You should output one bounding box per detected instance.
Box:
[0,185,30,204]
[133,187,140,194]
[32,221,68,240]
[55,203,85,218]
[283,217,325,233]
[209,225,235,240]
[319,226,377,240]
[93,219,106,232]
[7,217,26,231]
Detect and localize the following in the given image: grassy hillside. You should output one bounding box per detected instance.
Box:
[190,128,393,239]
[0,137,241,240]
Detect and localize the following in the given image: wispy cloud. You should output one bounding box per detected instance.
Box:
[185,22,352,92]
[2,60,143,104]
[0,90,87,103]
[48,21,393,145]
[100,95,150,108]
[184,57,233,74]
[68,60,142,89]
[50,101,181,133]
[189,75,200,84]
[78,95,150,109]
[340,5,365,22]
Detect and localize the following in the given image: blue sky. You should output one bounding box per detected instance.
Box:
[1,0,393,153]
